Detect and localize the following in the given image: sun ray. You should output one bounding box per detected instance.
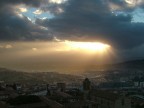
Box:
[64,41,111,52]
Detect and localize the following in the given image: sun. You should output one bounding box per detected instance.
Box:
[65,41,110,52]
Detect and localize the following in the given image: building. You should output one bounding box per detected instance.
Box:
[64,100,97,108]
[83,78,91,91]
[57,83,66,92]
[47,91,73,104]
[90,90,131,108]
[83,78,91,100]
[30,89,47,96]
[133,76,144,88]
[0,91,9,100]
[13,83,22,91]
[131,95,144,108]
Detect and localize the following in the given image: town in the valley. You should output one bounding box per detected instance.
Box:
[0,76,144,108]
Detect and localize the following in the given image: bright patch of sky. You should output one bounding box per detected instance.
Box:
[132,8,144,23]
[112,8,144,23]
[21,8,54,22]
[112,10,128,17]
[50,0,67,4]
[19,7,27,12]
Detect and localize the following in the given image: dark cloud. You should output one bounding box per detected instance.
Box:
[0,8,52,41]
[0,0,144,50]
[36,0,144,49]
[0,0,48,7]
[0,0,53,41]
[109,0,144,12]
[0,0,65,14]
[41,3,66,15]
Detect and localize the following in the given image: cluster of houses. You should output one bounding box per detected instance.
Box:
[0,77,144,108]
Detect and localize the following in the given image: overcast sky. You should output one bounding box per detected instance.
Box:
[0,0,144,72]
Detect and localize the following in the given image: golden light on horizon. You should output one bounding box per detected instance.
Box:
[65,41,111,52]
[0,41,117,73]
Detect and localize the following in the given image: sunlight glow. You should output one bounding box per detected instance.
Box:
[19,7,27,12]
[125,0,136,5]
[65,41,110,52]
[49,0,67,4]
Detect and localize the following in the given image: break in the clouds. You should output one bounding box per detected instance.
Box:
[1,0,144,50]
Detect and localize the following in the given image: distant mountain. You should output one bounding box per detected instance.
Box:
[85,59,144,71]
[0,59,144,84]
[84,59,144,75]
[112,59,144,69]
[83,59,144,83]
[0,68,81,84]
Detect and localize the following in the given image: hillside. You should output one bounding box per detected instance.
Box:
[0,59,144,84]
[83,59,144,82]
[0,68,81,84]
[111,59,144,69]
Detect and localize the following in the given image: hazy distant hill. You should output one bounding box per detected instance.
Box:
[0,59,144,84]
[0,68,81,84]
[111,59,144,69]
[83,59,144,83]
[85,59,144,72]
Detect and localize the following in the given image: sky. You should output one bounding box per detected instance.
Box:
[0,0,144,73]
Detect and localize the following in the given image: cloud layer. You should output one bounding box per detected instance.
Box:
[0,0,53,41]
[1,0,144,50]
[36,0,144,49]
